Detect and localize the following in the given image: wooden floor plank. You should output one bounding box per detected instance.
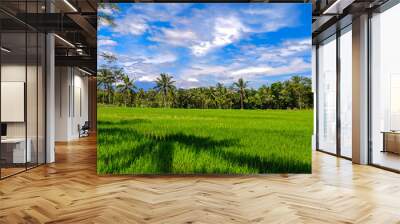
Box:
[0,135,400,223]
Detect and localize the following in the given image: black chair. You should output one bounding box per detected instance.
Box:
[79,121,90,138]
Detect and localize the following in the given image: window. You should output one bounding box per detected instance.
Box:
[339,27,352,158]
[370,3,400,171]
[317,35,337,154]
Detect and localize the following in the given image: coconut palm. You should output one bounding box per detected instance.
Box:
[97,68,116,104]
[215,82,227,109]
[258,85,273,109]
[233,78,249,109]
[117,74,136,107]
[97,69,107,104]
[136,88,145,107]
[154,73,176,107]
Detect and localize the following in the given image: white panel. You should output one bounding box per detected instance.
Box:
[1,82,25,122]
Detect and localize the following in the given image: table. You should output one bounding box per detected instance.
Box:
[381,131,400,154]
[1,138,31,164]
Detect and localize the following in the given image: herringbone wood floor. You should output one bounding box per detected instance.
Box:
[1,135,400,224]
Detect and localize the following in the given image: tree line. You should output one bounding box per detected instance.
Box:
[97,69,313,110]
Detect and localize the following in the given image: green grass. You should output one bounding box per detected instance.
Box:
[97,105,313,174]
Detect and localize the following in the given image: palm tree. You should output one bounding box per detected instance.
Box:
[117,74,136,107]
[97,68,116,104]
[258,85,273,109]
[97,69,107,104]
[154,73,176,107]
[215,83,227,109]
[136,88,145,107]
[233,78,248,109]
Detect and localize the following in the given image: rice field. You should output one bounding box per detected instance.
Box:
[97,105,313,174]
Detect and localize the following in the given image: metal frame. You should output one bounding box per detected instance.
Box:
[367,10,373,165]
[315,44,319,151]
[0,17,2,179]
[315,21,353,162]
[336,20,341,157]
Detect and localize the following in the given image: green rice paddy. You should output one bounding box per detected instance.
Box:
[97,105,312,174]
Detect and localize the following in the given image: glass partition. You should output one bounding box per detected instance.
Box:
[0,1,46,179]
[27,31,38,169]
[317,35,337,154]
[38,32,45,165]
[1,30,28,177]
[370,3,400,171]
[339,26,352,158]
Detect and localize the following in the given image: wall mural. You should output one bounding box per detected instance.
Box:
[97,3,313,174]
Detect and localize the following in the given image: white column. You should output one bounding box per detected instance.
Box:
[352,14,369,164]
[46,32,55,163]
[312,45,317,150]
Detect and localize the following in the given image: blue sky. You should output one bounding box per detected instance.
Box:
[98,3,311,89]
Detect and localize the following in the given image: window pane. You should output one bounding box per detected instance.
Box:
[1,30,27,177]
[371,3,400,171]
[318,36,337,154]
[27,31,38,169]
[340,28,352,158]
[38,32,45,165]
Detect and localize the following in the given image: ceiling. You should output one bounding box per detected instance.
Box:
[0,0,97,74]
[312,0,390,43]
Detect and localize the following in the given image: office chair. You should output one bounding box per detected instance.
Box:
[79,121,90,138]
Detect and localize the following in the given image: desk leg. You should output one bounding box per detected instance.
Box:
[382,133,386,153]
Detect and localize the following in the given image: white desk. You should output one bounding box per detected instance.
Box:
[1,138,31,163]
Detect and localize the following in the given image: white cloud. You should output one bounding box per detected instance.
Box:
[242,8,276,16]
[191,16,245,56]
[242,5,297,33]
[143,54,177,64]
[98,39,117,47]
[231,66,273,77]
[119,53,177,65]
[142,5,298,57]
[178,56,310,87]
[187,78,199,82]
[98,5,116,29]
[113,16,148,36]
[138,75,157,82]
[107,4,302,58]
[98,4,311,88]
[98,6,114,16]
[151,28,198,46]
[279,39,311,56]
[268,58,310,75]
[181,64,231,80]
[236,38,312,63]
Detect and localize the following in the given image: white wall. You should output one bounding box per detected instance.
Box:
[55,67,89,141]
[1,63,46,164]
[55,66,70,141]
[1,65,26,139]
